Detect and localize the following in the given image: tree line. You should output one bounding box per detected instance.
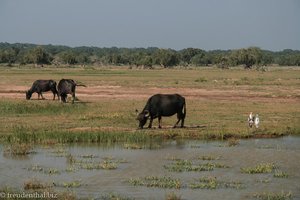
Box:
[0,42,299,68]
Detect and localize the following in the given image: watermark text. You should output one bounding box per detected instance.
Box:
[0,191,58,199]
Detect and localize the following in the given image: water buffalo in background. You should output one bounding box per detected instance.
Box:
[57,79,86,103]
[136,94,186,129]
[26,80,58,100]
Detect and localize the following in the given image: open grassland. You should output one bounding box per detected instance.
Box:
[0,65,299,144]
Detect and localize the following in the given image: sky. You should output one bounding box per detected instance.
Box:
[0,0,299,51]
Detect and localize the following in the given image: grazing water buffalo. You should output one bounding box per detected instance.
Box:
[57,79,86,103]
[26,80,58,100]
[136,94,186,129]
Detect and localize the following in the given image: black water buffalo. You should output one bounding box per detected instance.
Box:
[26,80,58,100]
[136,94,186,129]
[57,79,86,103]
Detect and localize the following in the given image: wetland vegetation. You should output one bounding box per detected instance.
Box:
[0,66,299,199]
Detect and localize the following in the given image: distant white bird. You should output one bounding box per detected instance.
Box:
[254,114,260,128]
[248,112,254,128]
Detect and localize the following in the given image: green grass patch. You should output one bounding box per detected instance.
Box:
[198,155,221,160]
[164,159,229,172]
[274,170,289,178]
[0,100,86,115]
[0,67,299,144]
[241,163,276,174]
[254,191,292,200]
[189,176,243,189]
[128,176,181,189]
[4,128,159,144]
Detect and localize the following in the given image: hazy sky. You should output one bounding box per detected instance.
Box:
[0,0,299,50]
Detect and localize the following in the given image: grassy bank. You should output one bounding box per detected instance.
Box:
[0,66,299,144]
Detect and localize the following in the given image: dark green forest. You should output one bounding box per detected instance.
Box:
[0,42,299,68]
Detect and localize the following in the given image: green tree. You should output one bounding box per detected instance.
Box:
[138,55,153,68]
[0,48,19,64]
[229,47,263,69]
[30,46,52,64]
[59,51,77,64]
[180,48,203,64]
[153,49,179,67]
[190,51,211,66]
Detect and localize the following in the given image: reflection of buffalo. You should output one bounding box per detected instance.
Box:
[57,79,86,103]
[26,80,58,100]
[136,94,186,129]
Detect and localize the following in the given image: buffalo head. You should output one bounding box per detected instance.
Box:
[26,91,32,100]
[136,110,150,129]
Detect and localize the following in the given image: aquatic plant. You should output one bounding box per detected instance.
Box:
[100,160,117,170]
[227,138,240,146]
[165,192,182,200]
[4,143,34,156]
[274,170,289,178]
[27,165,61,175]
[24,179,50,190]
[256,178,271,183]
[50,147,68,154]
[124,143,144,149]
[164,159,229,172]
[164,159,212,172]
[254,191,292,200]
[53,180,82,188]
[66,154,76,164]
[198,155,221,160]
[79,160,118,170]
[79,154,98,158]
[128,176,181,189]
[190,176,243,190]
[65,167,77,173]
[241,163,276,174]
[99,192,134,200]
[190,176,218,189]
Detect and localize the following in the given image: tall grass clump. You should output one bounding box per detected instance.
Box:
[6,128,161,145]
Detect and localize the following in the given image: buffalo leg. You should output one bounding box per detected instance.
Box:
[37,93,45,100]
[173,112,182,128]
[158,116,162,129]
[174,112,185,128]
[52,92,56,100]
[61,94,67,103]
[180,117,185,128]
[72,93,75,104]
[148,118,153,128]
[173,119,181,128]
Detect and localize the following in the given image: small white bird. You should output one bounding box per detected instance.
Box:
[248,112,254,128]
[254,114,260,128]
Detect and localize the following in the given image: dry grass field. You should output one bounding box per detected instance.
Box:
[0,65,299,143]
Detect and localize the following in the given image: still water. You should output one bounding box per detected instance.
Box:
[1,136,300,200]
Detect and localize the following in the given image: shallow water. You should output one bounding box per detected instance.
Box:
[1,136,300,200]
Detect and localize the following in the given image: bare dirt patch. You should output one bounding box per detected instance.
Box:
[0,85,298,103]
